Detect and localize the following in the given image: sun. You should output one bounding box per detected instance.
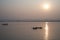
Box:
[43,3,49,9]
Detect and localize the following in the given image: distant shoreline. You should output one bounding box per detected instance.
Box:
[0,20,60,22]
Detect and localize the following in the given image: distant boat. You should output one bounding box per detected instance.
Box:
[2,23,8,25]
[32,26,42,30]
[33,27,37,29]
[37,27,42,29]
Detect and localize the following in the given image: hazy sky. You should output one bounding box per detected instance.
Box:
[0,0,60,20]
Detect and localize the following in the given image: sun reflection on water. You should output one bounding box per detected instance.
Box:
[45,22,48,40]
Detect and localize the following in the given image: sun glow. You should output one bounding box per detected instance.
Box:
[43,3,49,10]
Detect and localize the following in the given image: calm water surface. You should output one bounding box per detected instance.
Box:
[0,22,60,40]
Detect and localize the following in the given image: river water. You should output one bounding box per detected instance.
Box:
[0,22,60,40]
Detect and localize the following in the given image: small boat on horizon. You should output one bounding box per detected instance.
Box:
[2,23,8,25]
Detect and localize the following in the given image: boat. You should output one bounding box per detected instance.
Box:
[37,27,42,29]
[32,26,42,30]
[2,23,8,25]
[33,27,37,29]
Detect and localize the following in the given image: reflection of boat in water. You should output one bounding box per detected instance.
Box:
[32,26,42,30]
[2,23,8,25]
